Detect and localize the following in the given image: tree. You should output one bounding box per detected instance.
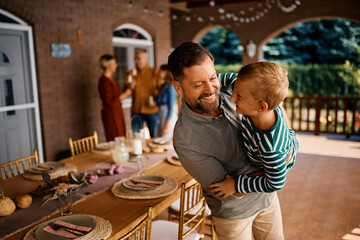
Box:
[264,19,360,65]
[200,27,243,64]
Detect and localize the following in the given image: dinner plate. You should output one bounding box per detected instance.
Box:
[166,154,182,166]
[27,162,65,174]
[34,215,97,240]
[95,142,111,151]
[122,175,165,191]
[153,137,172,145]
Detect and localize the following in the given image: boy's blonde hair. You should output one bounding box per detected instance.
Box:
[237,61,289,110]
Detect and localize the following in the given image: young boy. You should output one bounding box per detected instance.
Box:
[209,61,299,198]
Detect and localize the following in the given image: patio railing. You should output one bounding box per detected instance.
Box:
[283,95,360,138]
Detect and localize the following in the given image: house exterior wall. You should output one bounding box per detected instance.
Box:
[0,0,171,161]
[171,0,360,65]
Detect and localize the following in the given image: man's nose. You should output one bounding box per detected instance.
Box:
[203,81,214,93]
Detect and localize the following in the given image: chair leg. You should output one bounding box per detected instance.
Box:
[211,219,216,240]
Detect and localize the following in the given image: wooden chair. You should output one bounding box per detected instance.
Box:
[168,188,216,240]
[118,207,153,240]
[151,182,207,240]
[168,198,216,240]
[68,131,98,156]
[0,149,39,179]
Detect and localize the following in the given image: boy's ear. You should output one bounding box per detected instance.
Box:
[257,100,268,112]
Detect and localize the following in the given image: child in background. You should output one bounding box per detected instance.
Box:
[209,61,299,198]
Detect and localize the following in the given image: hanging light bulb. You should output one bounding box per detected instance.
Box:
[225,12,232,18]
[209,16,215,21]
[172,14,178,20]
[128,0,133,7]
[185,15,191,22]
[197,16,204,22]
[158,10,163,17]
[209,0,215,7]
[218,6,225,14]
[143,6,148,13]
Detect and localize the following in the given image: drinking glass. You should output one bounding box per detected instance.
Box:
[137,155,149,175]
[126,129,133,153]
[58,190,72,216]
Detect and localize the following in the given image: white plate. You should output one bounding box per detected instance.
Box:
[153,137,172,145]
[122,175,165,191]
[34,215,96,240]
[27,162,65,174]
[95,142,111,151]
[166,154,182,166]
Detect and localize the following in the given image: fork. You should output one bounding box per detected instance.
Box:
[48,222,85,236]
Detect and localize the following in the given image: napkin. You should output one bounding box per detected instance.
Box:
[42,220,93,238]
[32,164,60,172]
[127,178,164,188]
[42,225,80,239]
[55,220,93,232]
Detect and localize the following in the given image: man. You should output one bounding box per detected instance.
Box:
[168,42,284,240]
[126,50,160,137]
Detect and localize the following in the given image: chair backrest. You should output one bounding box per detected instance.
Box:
[119,207,153,240]
[178,182,207,240]
[68,131,98,156]
[0,149,39,179]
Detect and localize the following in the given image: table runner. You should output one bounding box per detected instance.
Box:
[0,150,173,239]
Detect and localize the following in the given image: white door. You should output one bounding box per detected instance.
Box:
[0,30,36,164]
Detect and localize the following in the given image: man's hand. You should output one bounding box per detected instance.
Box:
[208,175,236,199]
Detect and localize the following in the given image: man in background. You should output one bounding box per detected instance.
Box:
[125,50,160,138]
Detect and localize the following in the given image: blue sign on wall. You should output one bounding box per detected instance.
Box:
[51,44,71,58]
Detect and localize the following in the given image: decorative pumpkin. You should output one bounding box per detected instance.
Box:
[0,195,16,216]
[15,194,32,209]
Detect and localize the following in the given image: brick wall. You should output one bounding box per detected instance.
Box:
[0,0,171,161]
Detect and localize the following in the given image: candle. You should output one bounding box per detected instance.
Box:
[132,139,142,155]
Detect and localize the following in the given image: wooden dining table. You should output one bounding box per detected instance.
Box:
[1,150,194,240]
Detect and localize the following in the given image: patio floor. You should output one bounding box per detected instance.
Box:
[159,133,360,240]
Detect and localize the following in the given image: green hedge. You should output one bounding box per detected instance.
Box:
[215,61,360,97]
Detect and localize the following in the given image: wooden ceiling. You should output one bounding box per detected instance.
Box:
[170,0,264,8]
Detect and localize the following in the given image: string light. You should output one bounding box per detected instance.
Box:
[218,6,225,14]
[125,0,301,25]
[277,0,301,12]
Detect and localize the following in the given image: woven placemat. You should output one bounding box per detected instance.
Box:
[23,214,112,240]
[23,164,78,181]
[111,176,178,200]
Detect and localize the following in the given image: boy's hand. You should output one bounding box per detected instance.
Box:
[208,175,236,199]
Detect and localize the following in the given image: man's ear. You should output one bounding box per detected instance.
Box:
[172,80,183,97]
[257,100,268,112]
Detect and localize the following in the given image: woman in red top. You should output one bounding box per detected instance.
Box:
[98,54,132,141]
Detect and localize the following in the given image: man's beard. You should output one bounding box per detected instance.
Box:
[184,90,220,114]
